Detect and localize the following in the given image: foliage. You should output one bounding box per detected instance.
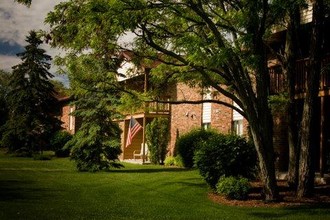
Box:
[164,156,175,166]
[216,176,251,200]
[0,70,10,144]
[63,55,123,172]
[44,0,294,200]
[175,129,218,168]
[268,93,289,115]
[50,130,73,157]
[146,117,170,164]
[13,147,32,157]
[51,80,70,97]
[164,155,184,167]
[33,153,52,161]
[194,134,257,189]
[15,0,32,7]
[0,31,61,154]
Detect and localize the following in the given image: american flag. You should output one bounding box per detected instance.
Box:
[125,116,142,147]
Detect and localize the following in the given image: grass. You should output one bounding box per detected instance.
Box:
[0,150,329,220]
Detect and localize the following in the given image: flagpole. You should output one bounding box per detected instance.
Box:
[142,116,146,164]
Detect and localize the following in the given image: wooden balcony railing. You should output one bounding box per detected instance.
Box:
[269,55,330,94]
[145,101,171,114]
[269,65,285,94]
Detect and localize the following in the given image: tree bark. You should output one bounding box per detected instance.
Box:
[284,4,300,189]
[249,113,279,201]
[297,0,324,198]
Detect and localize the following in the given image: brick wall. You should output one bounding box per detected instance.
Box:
[59,104,78,135]
[210,92,233,134]
[169,83,203,154]
[168,84,250,154]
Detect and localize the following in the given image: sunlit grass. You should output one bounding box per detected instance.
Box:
[0,150,329,219]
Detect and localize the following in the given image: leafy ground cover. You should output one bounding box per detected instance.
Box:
[0,150,329,220]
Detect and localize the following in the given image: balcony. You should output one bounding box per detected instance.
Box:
[269,55,330,95]
[146,101,171,114]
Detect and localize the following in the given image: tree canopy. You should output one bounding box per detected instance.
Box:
[44,0,329,200]
[45,0,285,201]
[1,31,60,154]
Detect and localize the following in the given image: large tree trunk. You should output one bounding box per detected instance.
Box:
[297,0,324,198]
[249,114,279,201]
[284,4,300,189]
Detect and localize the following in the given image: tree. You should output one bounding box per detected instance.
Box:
[1,31,60,154]
[146,117,170,164]
[51,80,70,97]
[63,54,123,172]
[0,70,11,143]
[275,0,328,196]
[297,0,325,198]
[14,0,32,7]
[46,0,283,201]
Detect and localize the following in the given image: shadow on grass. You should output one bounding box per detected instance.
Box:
[108,167,193,173]
[0,180,59,202]
[249,203,330,219]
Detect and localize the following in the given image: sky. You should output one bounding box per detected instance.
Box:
[0,0,68,85]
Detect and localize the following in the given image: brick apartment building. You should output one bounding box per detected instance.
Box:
[57,3,330,176]
[57,96,81,135]
[116,52,248,161]
[118,3,330,177]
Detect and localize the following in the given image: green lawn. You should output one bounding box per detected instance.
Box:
[0,151,329,220]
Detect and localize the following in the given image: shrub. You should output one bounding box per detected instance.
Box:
[33,153,52,160]
[194,134,257,189]
[164,156,176,166]
[175,129,218,168]
[164,155,184,167]
[173,155,184,167]
[146,118,170,164]
[50,130,73,157]
[13,147,32,157]
[216,176,251,200]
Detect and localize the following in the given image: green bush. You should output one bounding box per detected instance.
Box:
[50,130,73,157]
[216,176,251,200]
[33,153,52,160]
[173,155,184,167]
[146,118,170,164]
[175,129,218,168]
[194,134,257,189]
[13,147,32,157]
[164,156,176,166]
[164,155,184,167]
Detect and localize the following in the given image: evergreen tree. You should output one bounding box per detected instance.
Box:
[63,55,123,172]
[1,30,60,154]
[0,70,11,145]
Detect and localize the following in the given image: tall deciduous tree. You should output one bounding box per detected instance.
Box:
[276,0,328,196]
[46,0,280,201]
[1,31,60,154]
[297,0,325,198]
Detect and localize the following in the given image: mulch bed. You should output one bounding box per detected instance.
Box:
[209,181,330,207]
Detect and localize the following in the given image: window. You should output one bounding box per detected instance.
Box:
[233,120,243,136]
[232,102,244,136]
[69,106,74,131]
[202,89,212,129]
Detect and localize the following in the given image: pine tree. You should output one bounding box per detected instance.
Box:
[1,31,61,154]
[64,55,123,172]
[0,70,11,143]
